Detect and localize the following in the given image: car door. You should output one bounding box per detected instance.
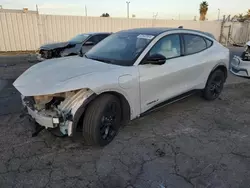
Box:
[180,34,213,89]
[138,34,189,112]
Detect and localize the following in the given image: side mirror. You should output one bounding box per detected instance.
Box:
[146,54,166,65]
[84,41,94,46]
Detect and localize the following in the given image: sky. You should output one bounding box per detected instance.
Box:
[0,0,249,20]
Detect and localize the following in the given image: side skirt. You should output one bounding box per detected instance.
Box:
[140,90,199,117]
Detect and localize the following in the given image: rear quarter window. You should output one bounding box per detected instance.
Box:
[205,38,213,48]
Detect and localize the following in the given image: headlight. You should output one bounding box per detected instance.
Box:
[231,57,240,67]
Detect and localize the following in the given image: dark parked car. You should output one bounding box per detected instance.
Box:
[37,32,111,60]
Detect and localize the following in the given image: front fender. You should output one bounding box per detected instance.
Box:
[57,89,96,136]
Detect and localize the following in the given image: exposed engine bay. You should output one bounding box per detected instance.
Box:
[33,90,77,110]
[22,89,94,136]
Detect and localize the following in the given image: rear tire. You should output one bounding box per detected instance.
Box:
[203,69,225,101]
[82,94,122,146]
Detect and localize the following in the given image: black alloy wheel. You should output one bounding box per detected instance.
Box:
[100,102,119,142]
[203,69,225,100]
[82,94,122,146]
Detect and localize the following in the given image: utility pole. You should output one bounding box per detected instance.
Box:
[217,9,220,21]
[152,12,158,19]
[178,14,180,20]
[152,12,158,27]
[126,1,130,18]
[85,5,88,16]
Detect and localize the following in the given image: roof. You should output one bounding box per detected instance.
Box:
[117,27,215,39]
[117,28,173,35]
[85,32,112,35]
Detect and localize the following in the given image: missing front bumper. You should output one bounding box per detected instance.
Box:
[22,106,73,137]
[21,89,95,137]
[26,106,59,128]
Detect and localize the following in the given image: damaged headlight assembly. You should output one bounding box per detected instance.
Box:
[22,88,94,137]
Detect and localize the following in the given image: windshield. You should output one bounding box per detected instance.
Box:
[69,34,89,43]
[85,32,155,66]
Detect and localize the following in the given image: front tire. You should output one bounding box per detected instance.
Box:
[203,69,225,100]
[82,94,122,146]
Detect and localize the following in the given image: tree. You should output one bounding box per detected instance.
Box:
[247,9,250,18]
[233,10,250,22]
[238,14,245,22]
[199,1,208,21]
[101,13,110,17]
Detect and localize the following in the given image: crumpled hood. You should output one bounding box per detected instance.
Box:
[40,42,74,50]
[13,56,119,96]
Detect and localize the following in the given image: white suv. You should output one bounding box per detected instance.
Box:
[14,28,230,146]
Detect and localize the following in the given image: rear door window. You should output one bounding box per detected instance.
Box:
[183,34,207,55]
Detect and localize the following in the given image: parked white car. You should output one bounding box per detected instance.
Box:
[13,28,230,146]
[230,41,250,78]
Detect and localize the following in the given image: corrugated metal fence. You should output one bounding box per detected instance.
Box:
[0,10,223,51]
[229,22,250,45]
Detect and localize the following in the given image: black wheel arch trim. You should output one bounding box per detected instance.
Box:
[71,91,131,137]
[211,63,228,81]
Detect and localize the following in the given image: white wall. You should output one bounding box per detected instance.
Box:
[0,11,222,52]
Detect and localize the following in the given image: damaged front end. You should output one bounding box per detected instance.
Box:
[37,43,78,61]
[230,42,250,78]
[230,55,250,78]
[37,48,63,61]
[22,89,94,136]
